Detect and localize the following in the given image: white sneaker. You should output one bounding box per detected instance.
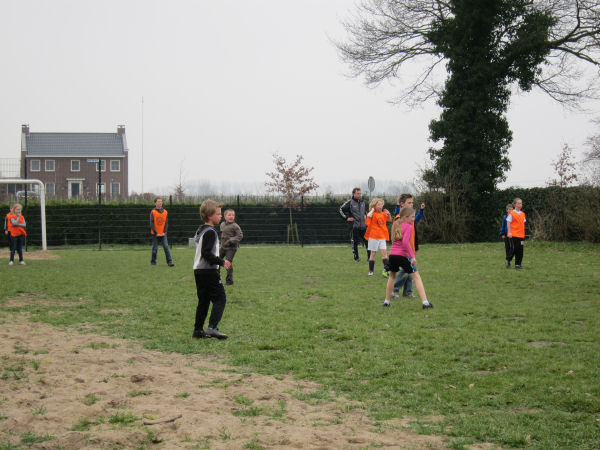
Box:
[382,300,390,307]
[391,292,399,298]
[368,271,374,276]
[19,261,25,265]
[8,261,13,266]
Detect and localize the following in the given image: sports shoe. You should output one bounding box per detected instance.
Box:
[168,261,175,267]
[515,265,523,270]
[382,300,390,307]
[422,302,434,309]
[19,261,25,265]
[150,261,157,266]
[353,255,360,263]
[403,293,417,298]
[382,270,389,278]
[205,327,228,340]
[8,261,13,266]
[192,329,206,339]
[391,292,399,299]
[505,260,510,268]
[368,271,374,276]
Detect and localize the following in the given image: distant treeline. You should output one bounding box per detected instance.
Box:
[2,186,598,247]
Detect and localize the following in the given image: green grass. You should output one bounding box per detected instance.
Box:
[1,242,599,448]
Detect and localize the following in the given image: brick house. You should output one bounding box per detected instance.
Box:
[20,124,129,199]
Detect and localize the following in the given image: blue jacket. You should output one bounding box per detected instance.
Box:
[500,214,508,236]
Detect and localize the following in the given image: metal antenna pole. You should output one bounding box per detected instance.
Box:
[141,96,144,194]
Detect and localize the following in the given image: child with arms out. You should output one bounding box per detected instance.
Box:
[219,209,243,286]
[383,207,433,309]
[364,198,392,276]
[192,200,232,340]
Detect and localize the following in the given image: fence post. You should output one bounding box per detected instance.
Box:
[98,157,102,250]
[300,195,304,248]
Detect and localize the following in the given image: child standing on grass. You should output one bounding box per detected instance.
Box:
[219,209,243,286]
[506,198,526,270]
[150,197,174,267]
[383,207,433,309]
[364,198,392,276]
[4,204,27,265]
[500,203,514,268]
[392,194,425,298]
[192,199,232,340]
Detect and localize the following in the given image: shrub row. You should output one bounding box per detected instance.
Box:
[1,186,598,247]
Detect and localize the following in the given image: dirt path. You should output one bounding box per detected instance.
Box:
[0,313,452,449]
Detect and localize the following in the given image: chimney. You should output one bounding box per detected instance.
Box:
[117,125,126,136]
[22,124,30,135]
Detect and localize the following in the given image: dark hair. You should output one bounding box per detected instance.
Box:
[352,187,361,195]
[153,197,162,204]
[397,193,413,205]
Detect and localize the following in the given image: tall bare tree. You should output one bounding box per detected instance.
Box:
[582,118,600,185]
[338,0,600,107]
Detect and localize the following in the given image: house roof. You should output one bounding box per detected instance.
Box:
[25,133,126,157]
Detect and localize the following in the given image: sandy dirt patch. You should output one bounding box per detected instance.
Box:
[0,314,450,449]
[0,250,59,261]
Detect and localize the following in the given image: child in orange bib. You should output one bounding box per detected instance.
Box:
[506,197,526,269]
[5,203,27,265]
[364,198,392,276]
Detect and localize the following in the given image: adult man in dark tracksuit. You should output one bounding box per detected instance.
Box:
[339,187,368,262]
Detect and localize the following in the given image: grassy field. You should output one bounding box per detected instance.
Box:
[1,242,599,449]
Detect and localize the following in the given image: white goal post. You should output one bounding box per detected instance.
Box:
[2,179,47,250]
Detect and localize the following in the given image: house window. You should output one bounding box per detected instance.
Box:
[71,160,80,172]
[30,160,40,172]
[45,160,55,171]
[110,160,120,172]
[111,182,120,196]
[46,183,55,195]
[97,183,106,194]
[95,160,106,172]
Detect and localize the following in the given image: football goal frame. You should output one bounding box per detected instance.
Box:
[1,179,47,250]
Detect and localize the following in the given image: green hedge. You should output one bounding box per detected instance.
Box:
[2,186,598,247]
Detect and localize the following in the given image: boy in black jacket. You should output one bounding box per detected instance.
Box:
[192,200,231,340]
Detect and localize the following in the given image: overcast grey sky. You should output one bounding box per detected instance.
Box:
[1,0,598,195]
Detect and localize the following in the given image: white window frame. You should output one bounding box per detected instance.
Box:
[46,182,55,195]
[45,159,55,172]
[111,182,120,196]
[71,160,80,172]
[110,160,120,172]
[95,160,106,172]
[97,183,106,194]
[30,159,41,172]
[67,179,83,199]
